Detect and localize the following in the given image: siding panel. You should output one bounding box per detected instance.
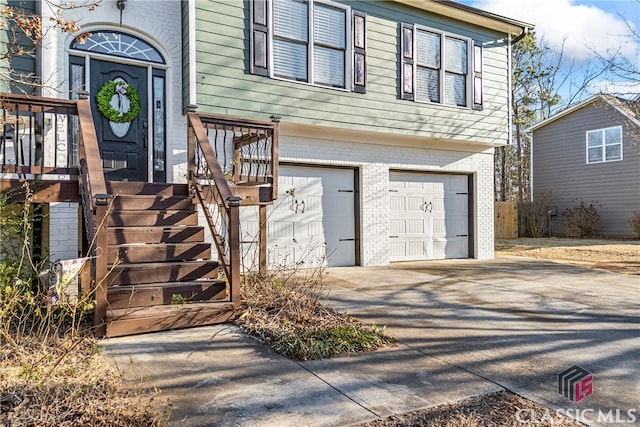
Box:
[192,0,510,145]
[532,101,640,236]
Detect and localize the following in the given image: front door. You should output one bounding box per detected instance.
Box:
[90,59,148,181]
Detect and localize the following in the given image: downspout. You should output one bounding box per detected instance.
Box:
[188,0,197,106]
[507,27,529,147]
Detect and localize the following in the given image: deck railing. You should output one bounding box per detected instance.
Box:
[186,107,280,299]
[0,92,109,334]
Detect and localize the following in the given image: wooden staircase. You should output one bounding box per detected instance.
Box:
[0,94,279,338]
[102,181,235,337]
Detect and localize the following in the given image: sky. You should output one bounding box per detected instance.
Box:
[459,0,640,102]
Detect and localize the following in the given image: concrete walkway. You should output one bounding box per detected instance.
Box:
[101,257,640,426]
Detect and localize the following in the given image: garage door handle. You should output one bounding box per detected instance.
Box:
[457,234,468,237]
[389,235,399,238]
[339,238,355,242]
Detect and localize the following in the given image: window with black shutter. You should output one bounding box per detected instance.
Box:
[401,23,482,109]
[249,0,367,93]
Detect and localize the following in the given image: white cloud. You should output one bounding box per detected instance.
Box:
[472,0,637,63]
[588,79,640,98]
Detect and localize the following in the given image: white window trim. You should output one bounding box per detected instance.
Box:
[268,0,352,91]
[585,125,623,164]
[412,24,472,108]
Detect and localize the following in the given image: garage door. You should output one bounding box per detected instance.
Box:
[389,172,469,261]
[241,165,356,268]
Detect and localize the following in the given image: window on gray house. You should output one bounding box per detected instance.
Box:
[250,0,367,93]
[401,23,482,110]
[586,125,623,163]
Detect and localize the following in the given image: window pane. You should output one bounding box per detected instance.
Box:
[314,3,345,48]
[314,46,345,87]
[587,130,602,148]
[274,39,307,81]
[274,0,308,42]
[416,66,439,102]
[445,37,467,74]
[71,63,85,98]
[445,72,466,106]
[605,144,621,160]
[605,127,622,145]
[588,147,603,163]
[416,30,440,68]
[70,31,164,64]
[153,75,166,181]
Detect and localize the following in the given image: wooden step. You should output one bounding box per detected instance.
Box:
[108,243,211,263]
[108,210,198,227]
[106,181,189,196]
[108,226,205,245]
[107,260,220,286]
[107,280,228,310]
[105,302,238,337]
[110,195,195,211]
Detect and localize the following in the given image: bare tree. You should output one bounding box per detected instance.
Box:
[0,1,98,93]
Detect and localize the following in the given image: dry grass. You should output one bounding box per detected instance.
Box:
[356,391,583,427]
[236,269,394,360]
[496,237,640,274]
[0,337,170,427]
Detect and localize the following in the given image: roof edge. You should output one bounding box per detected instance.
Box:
[392,0,534,36]
[526,94,640,132]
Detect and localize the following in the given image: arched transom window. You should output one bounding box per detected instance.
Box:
[70,31,165,64]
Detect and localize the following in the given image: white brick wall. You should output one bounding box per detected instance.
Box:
[279,133,495,265]
[38,2,496,266]
[48,203,79,263]
[41,1,186,262]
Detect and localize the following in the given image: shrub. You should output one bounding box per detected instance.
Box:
[237,269,394,361]
[630,212,640,238]
[1,188,170,426]
[562,202,600,238]
[520,191,554,237]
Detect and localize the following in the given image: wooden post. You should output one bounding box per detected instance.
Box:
[259,204,267,274]
[93,200,109,337]
[227,196,242,307]
[186,105,198,187]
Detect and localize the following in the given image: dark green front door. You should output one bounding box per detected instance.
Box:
[90,59,148,182]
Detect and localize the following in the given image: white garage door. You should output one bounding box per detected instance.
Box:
[389,172,469,261]
[241,165,356,268]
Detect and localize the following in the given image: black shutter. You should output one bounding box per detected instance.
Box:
[250,0,269,76]
[401,23,414,100]
[352,10,367,93]
[472,41,483,110]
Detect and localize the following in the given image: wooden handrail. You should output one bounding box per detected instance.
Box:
[1,92,110,335]
[187,111,241,304]
[76,95,109,336]
[187,112,235,203]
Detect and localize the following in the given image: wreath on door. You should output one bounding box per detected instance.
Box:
[95,80,142,123]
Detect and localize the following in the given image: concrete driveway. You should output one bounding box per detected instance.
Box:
[324,257,640,425]
[102,257,639,426]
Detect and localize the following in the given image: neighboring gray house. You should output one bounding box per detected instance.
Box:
[529,94,640,237]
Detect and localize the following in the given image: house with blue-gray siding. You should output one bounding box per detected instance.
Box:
[529,94,640,237]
